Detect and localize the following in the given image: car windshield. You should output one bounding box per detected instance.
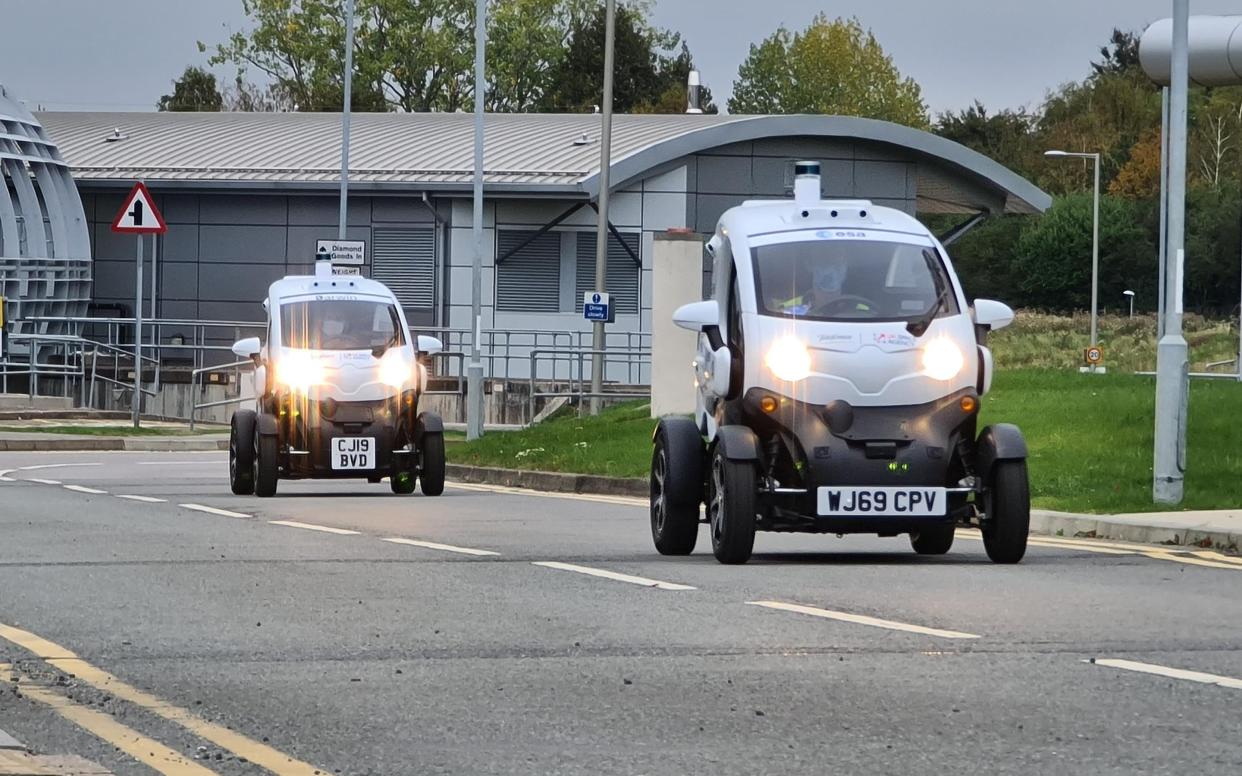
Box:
[752,237,958,322]
[280,299,404,351]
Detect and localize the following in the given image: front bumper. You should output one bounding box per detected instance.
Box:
[277,391,418,478]
[742,386,979,531]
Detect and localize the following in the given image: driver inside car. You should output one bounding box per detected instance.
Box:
[780,254,872,316]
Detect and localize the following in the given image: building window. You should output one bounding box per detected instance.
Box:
[575,232,639,315]
[496,230,561,313]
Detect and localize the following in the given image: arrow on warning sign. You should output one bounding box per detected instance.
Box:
[111,182,167,234]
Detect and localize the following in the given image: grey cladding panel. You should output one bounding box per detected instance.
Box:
[854,160,910,199]
[157,261,199,301]
[575,232,640,315]
[199,263,286,302]
[199,194,287,225]
[160,225,199,261]
[372,227,436,310]
[199,225,286,263]
[372,198,435,224]
[695,155,754,196]
[496,230,561,313]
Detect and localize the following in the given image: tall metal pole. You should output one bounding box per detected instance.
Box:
[1090,153,1100,354]
[150,232,158,321]
[589,0,617,416]
[1153,0,1190,504]
[338,0,356,240]
[1158,87,1169,339]
[466,0,487,440]
[132,234,143,428]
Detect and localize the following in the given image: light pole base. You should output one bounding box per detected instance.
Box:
[1152,334,1188,504]
[1078,366,1108,374]
[466,363,485,441]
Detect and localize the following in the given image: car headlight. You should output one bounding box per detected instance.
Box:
[765,336,812,382]
[379,350,411,388]
[277,352,325,391]
[922,338,964,381]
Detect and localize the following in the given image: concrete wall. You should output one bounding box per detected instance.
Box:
[650,233,704,418]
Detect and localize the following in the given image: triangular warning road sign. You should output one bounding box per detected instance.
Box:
[111,182,167,234]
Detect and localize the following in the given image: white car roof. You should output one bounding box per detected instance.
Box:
[268,274,400,304]
[718,198,933,243]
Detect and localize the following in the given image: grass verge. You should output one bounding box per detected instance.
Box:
[453,370,1242,514]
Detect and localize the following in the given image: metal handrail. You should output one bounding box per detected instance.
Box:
[189,359,254,430]
[526,347,651,423]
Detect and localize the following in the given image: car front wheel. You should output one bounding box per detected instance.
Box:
[983,460,1030,564]
[707,446,756,565]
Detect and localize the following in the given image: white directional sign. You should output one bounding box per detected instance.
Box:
[316,239,366,266]
[111,182,167,234]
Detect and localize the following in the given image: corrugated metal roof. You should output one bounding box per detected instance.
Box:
[34,111,1051,214]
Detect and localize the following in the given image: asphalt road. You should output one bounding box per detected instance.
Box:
[1,450,1241,775]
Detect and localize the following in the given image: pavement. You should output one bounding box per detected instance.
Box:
[1,450,1242,774]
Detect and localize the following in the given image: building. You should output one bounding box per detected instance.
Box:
[36,111,1051,380]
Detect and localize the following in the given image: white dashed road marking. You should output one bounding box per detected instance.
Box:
[63,485,107,495]
[116,495,167,503]
[269,520,359,535]
[532,561,696,591]
[382,537,500,556]
[1089,658,1242,691]
[179,504,251,519]
[25,478,61,486]
[747,600,981,639]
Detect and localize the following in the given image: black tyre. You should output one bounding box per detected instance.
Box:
[419,433,446,496]
[910,523,955,555]
[254,426,279,498]
[650,419,703,556]
[390,469,416,494]
[707,445,757,565]
[983,460,1030,564]
[229,410,256,496]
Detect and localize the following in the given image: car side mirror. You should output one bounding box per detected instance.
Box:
[417,335,444,355]
[973,299,1014,332]
[231,336,262,364]
[673,300,719,332]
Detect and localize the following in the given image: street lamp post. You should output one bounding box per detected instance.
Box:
[1124,289,1135,318]
[467,0,487,440]
[589,0,617,415]
[1045,150,1101,370]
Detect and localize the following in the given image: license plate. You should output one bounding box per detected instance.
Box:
[331,437,375,470]
[817,486,946,516]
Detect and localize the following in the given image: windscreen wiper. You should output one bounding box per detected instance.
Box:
[906,251,948,337]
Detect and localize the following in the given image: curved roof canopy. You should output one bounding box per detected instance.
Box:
[37,112,1050,215]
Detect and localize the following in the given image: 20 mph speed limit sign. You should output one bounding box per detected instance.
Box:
[1084,346,1103,365]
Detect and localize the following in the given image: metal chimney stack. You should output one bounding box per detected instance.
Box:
[686,70,703,114]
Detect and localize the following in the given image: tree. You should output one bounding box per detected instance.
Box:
[1012,193,1156,312]
[1091,28,1142,77]
[158,66,224,111]
[1108,128,1162,199]
[935,101,1039,178]
[540,2,705,113]
[728,15,927,128]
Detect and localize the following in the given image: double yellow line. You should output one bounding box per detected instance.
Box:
[0,623,324,776]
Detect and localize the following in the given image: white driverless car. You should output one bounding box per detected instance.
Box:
[651,161,1030,564]
[228,262,446,498]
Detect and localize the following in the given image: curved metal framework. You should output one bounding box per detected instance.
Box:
[1,84,91,342]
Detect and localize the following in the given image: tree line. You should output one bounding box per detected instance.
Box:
[161,6,1242,315]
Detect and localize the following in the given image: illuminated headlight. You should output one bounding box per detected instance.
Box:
[922,338,964,381]
[277,352,325,391]
[765,337,812,382]
[379,350,412,388]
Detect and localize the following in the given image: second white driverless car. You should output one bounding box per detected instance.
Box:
[228,262,446,498]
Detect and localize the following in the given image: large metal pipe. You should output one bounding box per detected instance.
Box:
[1140,15,1242,86]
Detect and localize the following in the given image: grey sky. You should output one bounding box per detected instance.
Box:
[1,0,1239,115]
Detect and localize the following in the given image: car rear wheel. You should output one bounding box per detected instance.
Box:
[229,410,256,496]
[707,446,756,565]
[910,523,955,555]
[650,422,702,556]
[983,460,1029,564]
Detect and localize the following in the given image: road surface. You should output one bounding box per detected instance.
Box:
[1,450,1240,775]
